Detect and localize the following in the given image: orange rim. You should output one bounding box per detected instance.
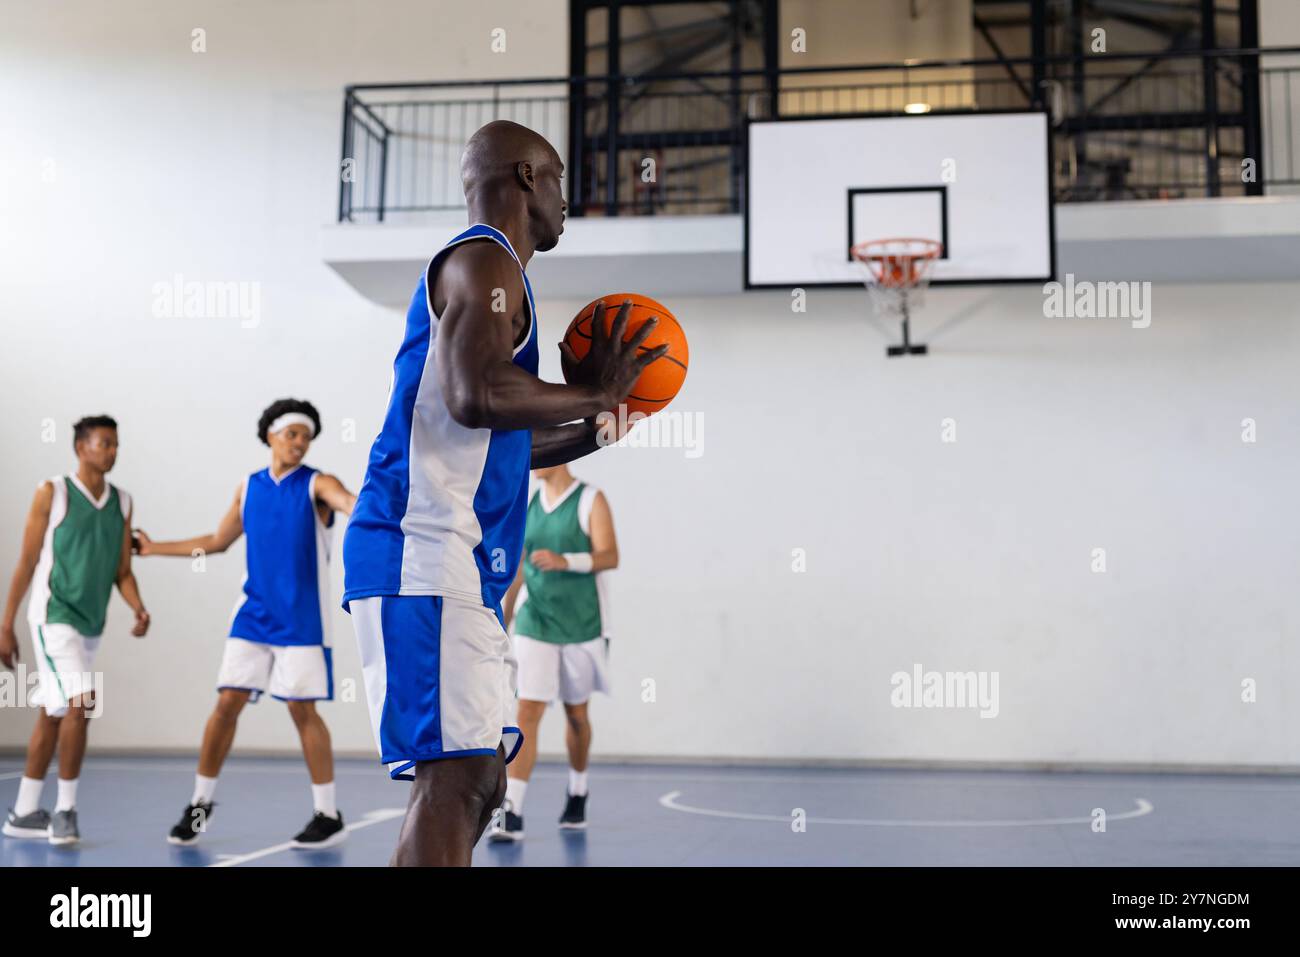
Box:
[850,238,943,289]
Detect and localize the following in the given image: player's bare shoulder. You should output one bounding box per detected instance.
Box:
[32,479,56,514]
[431,239,527,326]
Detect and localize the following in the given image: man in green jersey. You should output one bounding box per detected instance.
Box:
[0,415,150,845]
[491,463,619,842]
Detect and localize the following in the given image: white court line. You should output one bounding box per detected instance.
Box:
[5,762,1098,788]
[4,761,1298,792]
[209,808,406,867]
[658,791,1155,827]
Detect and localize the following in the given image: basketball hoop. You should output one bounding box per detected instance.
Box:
[850,237,942,357]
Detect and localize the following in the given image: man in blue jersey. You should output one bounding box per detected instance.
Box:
[136,398,357,849]
[343,120,664,866]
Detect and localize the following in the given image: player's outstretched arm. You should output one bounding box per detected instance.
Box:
[314,473,357,516]
[115,503,150,637]
[0,482,54,670]
[134,486,243,558]
[437,243,665,432]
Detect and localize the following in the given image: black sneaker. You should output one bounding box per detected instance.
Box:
[559,792,587,830]
[489,802,524,842]
[167,801,214,846]
[291,811,347,849]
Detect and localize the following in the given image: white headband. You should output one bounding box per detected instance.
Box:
[268,412,316,438]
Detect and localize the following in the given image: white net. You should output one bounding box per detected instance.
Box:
[851,238,943,318]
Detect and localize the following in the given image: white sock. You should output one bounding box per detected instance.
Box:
[192,774,218,805]
[15,776,44,816]
[505,777,527,811]
[311,782,337,819]
[56,778,78,812]
[569,769,589,797]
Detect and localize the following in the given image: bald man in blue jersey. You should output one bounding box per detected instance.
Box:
[343,121,665,866]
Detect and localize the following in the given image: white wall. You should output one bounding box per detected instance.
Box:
[552,281,1300,768]
[1262,0,1300,48]
[3,2,1300,769]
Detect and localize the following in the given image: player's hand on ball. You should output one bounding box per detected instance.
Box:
[529,549,568,572]
[560,299,667,409]
[132,608,151,637]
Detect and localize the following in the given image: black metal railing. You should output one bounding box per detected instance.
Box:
[338,47,1300,223]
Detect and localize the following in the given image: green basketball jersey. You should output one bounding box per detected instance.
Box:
[514,481,608,645]
[29,475,130,637]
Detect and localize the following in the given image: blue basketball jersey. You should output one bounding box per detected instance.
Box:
[230,465,333,647]
[343,223,540,612]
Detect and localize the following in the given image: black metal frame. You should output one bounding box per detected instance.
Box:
[568,0,779,215]
[338,44,1300,222]
[1238,0,1264,193]
[971,1,1267,198]
[338,89,394,222]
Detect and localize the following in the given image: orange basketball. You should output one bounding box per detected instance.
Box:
[561,293,688,418]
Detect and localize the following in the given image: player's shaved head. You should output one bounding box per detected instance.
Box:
[461,120,559,201]
[460,120,567,255]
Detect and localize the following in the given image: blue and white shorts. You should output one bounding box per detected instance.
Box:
[349,594,522,780]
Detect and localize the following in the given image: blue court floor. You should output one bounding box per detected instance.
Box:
[2,756,1298,866]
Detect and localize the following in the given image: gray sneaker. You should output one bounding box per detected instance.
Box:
[3,808,51,840]
[49,809,79,846]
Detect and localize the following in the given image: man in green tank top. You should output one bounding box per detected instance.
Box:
[0,415,150,846]
[490,464,619,842]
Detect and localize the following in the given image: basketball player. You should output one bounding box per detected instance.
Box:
[343,119,664,866]
[134,399,356,849]
[1,416,149,846]
[490,465,618,842]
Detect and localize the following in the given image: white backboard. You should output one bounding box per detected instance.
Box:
[745,111,1055,287]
